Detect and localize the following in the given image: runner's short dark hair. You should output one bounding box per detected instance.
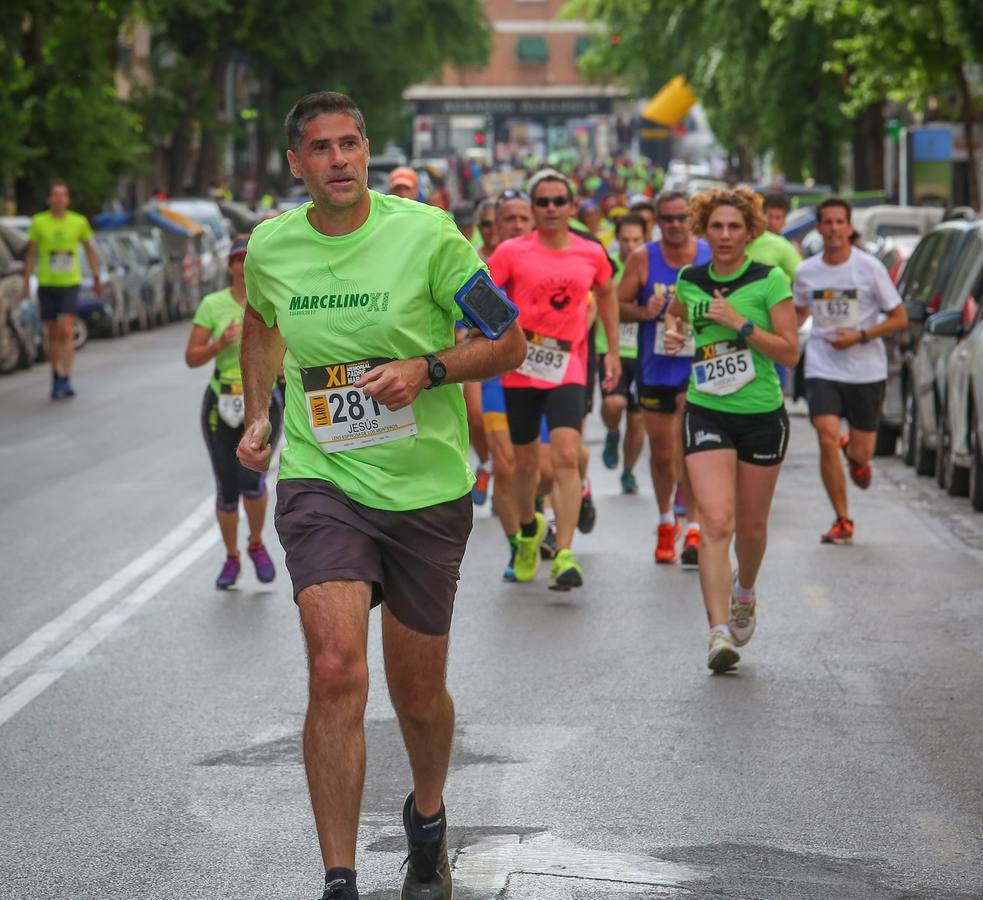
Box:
[654,189,689,215]
[762,192,790,213]
[615,212,647,237]
[285,92,367,152]
[49,179,69,193]
[816,196,853,223]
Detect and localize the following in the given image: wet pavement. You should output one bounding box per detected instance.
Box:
[1,325,982,899]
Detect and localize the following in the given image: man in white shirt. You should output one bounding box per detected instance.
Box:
[793,198,908,545]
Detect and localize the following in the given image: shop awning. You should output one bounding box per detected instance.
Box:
[642,76,696,125]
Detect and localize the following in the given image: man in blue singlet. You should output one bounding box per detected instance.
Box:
[618,190,711,567]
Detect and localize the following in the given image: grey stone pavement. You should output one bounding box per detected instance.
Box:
[0,324,981,899]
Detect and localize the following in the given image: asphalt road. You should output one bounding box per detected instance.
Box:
[1,324,982,900]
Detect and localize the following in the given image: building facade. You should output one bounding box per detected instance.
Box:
[404,0,632,162]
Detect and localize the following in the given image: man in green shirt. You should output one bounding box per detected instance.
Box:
[236,91,525,900]
[22,180,101,399]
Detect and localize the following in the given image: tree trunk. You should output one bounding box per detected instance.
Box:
[955,63,980,210]
[253,77,274,190]
[813,121,839,190]
[851,103,884,192]
[193,54,231,195]
[168,116,194,195]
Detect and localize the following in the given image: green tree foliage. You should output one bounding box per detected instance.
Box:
[4,1,146,213]
[569,0,851,184]
[135,0,491,193]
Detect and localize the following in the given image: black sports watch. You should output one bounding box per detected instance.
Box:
[859,329,870,345]
[423,353,447,389]
[738,319,755,339]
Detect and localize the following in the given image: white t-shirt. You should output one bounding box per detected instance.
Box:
[793,249,902,383]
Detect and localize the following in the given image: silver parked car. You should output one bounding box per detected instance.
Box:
[893,220,981,472]
[932,261,983,505]
[115,229,167,327]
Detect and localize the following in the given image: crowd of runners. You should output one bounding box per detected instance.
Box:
[20,90,907,900]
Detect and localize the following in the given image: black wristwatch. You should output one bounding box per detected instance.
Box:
[859,329,870,345]
[738,319,755,339]
[423,353,447,389]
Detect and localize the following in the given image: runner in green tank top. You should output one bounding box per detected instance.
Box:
[663,186,800,674]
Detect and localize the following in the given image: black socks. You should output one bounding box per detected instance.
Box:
[410,801,445,843]
[325,867,356,891]
[520,519,538,538]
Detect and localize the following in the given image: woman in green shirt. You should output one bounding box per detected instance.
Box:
[663,186,800,673]
[185,237,283,590]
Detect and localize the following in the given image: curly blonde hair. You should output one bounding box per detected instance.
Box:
[688,185,766,242]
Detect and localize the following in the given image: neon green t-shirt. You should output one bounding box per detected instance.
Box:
[747,230,800,282]
[27,210,94,287]
[244,193,480,511]
[676,258,791,414]
[192,288,245,396]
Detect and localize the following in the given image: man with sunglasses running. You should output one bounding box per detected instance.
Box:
[619,190,710,565]
[488,170,619,590]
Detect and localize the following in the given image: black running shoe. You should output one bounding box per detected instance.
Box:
[539,523,558,560]
[577,478,596,534]
[401,792,452,900]
[320,877,358,899]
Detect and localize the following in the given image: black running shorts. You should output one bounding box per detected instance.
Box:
[600,356,640,412]
[683,402,790,466]
[504,384,586,445]
[639,378,689,415]
[805,378,885,433]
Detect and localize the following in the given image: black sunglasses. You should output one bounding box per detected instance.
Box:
[658,213,689,223]
[533,196,571,208]
[478,220,494,228]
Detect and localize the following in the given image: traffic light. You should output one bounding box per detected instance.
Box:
[474,131,486,146]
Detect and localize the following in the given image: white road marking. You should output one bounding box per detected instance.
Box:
[453,832,704,894]
[0,497,213,686]
[0,528,219,728]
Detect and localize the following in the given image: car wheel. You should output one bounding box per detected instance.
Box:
[73,317,88,351]
[901,387,916,466]
[874,424,899,457]
[935,411,948,489]
[913,401,935,476]
[969,402,983,511]
[0,317,22,374]
[136,302,149,332]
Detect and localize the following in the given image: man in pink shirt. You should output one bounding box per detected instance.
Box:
[488,169,619,590]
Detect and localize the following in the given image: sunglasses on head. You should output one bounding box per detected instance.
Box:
[495,189,530,209]
[533,196,571,208]
[658,213,689,223]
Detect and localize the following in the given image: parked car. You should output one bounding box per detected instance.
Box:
[895,220,983,474]
[160,198,231,280]
[115,229,167,327]
[852,205,944,250]
[93,232,147,331]
[140,211,204,320]
[924,227,983,499]
[0,236,29,373]
[79,246,127,337]
[0,223,45,368]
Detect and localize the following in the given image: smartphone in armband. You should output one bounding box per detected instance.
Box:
[454,270,518,341]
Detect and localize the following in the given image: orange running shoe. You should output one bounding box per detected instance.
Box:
[680,527,700,567]
[471,466,491,505]
[654,522,680,564]
[839,435,872,490]
[821,516,855,545]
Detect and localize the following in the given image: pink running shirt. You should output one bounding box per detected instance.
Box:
[488,231,611,389]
